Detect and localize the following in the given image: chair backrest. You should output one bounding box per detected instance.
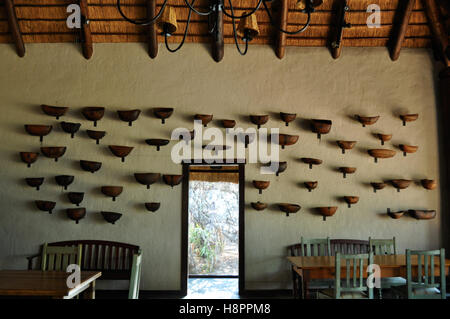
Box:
[335,252,374,299]
[128,250,142,299]
[288,243,303,257]
[300,237,331,256]
[369,237,396,255]
[41,243,82,271]
[406,248,446,299]
[330,239,369,256]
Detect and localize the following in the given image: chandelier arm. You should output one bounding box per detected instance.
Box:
[229,0,249,55]
[165,3,195,52]
[183,0,214,16]
[117,0,169,25]
[263,0,311,35]
[222,0,263,19]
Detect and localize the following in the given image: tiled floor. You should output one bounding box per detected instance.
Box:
[185,278,240,299]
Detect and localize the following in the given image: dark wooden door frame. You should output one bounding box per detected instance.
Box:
[181,160,245,296]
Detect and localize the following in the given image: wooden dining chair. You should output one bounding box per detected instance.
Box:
[369,237,396,255]
[329,239,369,256]
[393,249,446,299]
[41,243,82,271]
[128,249,142,299]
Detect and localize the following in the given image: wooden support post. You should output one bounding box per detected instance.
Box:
[389,0,415,61]
[147,0,158,59]
[329,0,351,59]
[275,0,288,59]
[211,1,224,62]
[4,0,25,57]
[79,0,93,59]
[423,0,449,66]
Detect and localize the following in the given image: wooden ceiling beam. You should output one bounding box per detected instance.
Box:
[422,0,449,66]
[389,0,415,61]
[79,0,93,59]
[147,0,158,58]
[275,0,288,59]
[4,0,25,57]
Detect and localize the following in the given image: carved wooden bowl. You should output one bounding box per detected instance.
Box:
[311,119,332,139]
[304,181,318,192]
[371,182,386,193]
[421,179,437,190]
[26,177,44,190]
[376,134,392,146]
[35,200,56,214]
[317,206,338,221]
[145,202,161,212]
[41,104,68,120]
[20,152,39,168]
[399,144,418,156]
[108,145,134,162]
[253,180,270,194]
[80,160,102,173]
[387,210,405,219]
[408,210,436,220]
[117,109,141,126]
[86,130,106,144]
[67,192,84,206]
[222,120,236,128]
[339,167,356,178]
[60,122,81,138]
[301,158,322,169]
[267,161,287,176]
[101,186,123,201]
[145,139,170,151]
[66,208,86,224]
[251,202,267,211]
[400,113,418,126]
[153,108,174,124]
[278,134,299,149]
[344,196,359,208]
[356,115,379,127]
[368,149,396,163]
[391,179,412,192]
[82,107,105,127]
[278,203,301,217]
[101,211,122,224]
[250,115,269,129]
[280,112,296,126]
[24,125,52,142]
[337,141,356,154]
[55,175,74,190]
[194,114,213,127]
[163,175,183,188]
[134,173,161,189]
[40,147,66,162]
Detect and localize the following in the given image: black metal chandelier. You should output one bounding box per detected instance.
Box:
[117,0,323,59]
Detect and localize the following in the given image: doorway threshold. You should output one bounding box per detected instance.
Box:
[184,278,239,299]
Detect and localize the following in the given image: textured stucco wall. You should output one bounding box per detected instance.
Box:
[0,43,441,291]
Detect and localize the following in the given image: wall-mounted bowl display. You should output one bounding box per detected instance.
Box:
[117,109,141,126]
[24,125,53,142]
[408,209,436,220]
[278,134,299,149]
[421,179,437,190]
[55,175,74,190]
[265,161,287,176]
[355,115,379,127]
[253,180,270,194]
[194,114,213,127]
[316,206,338,221]
[108,145,134,162]
[399,144,418,156]
[391,179,412,192]
[145,202,161,212]
[344,196,359,208]
[311,119,332,139]
[304,181,318,192]
[66,208,86,224]
[26,177,44,190]
[280,112,296,126]
[400,113,418,126]
[101,186,123,201]
[67,192,84,206]
[82,107,105,127]
[222,120,236,128]
[153,108,173,124]
[163,175,182,188]
[250,115,269,129]
[387,209,405,219]
[251,202,267,211]
[376,133,392,146]
[371,182,386,193]
[134,173,160,189]
[40,146,66,162]
[20,152,39,168]
[80,160,102,173]
[41,104,68,120]
[86,130,106,144]
[337,141,356,154]
[339,167,356,178]
[301,158,322,169]
[60,122,81,138]
[101,211,122,224]
[35,200,56,214]
[368,149,396,163]
[145,139,170,151]
[278,203,301,217]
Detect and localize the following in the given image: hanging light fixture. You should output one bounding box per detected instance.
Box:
[116,0,323,56]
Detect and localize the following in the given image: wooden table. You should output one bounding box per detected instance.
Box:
[288,255,450,299]
[0,270,102,299]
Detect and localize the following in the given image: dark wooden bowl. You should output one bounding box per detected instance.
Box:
[356,115,379,127]
[41,104,68,120]
[251,202,267,211]
[25,177,44,190]
[108,145,133,162]
[35,200,56,214]
[421,179,437,190]
[311,119,332,139]
[101,186,123,201]
[265,161,287,176]
[399,144,418,156]
[278,134,299,149]
[20,152,39,167]
[134,173,160,189]
[336,141,356,154]
[339,167,356,178]
[280,112,296,126]
[222,120,236,128]
[253,180,270,194]
[101,211,122,224]
[24,125,53,142]
[344,196,359,208]
[304,181,318,192]
[301,157,322,169]
[67,192,84,206]
[400,113,418,126]
[82,107,105,127]
[117,109,141,126]
[163,175,183,188]
[387,210,405,219]
[60,122,81,138]
[80,160,102,173]
[391,179,412,192]
[40,146,66,162]
[368,149,396,163]
[66,208,86,224]
[376,134,392,146]
[55,175,74,190]
[278,203,301,217]
[408,210,436,220]
[250,115,269,129]
[194,114,213,127]
[145,139,170,151]
[317,206,338,220]
[86,130,106,144]
[371,182,386,193]
[153,108,174,124]
[145,202,161,212]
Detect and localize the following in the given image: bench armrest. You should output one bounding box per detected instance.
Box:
[26,253,41,270]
